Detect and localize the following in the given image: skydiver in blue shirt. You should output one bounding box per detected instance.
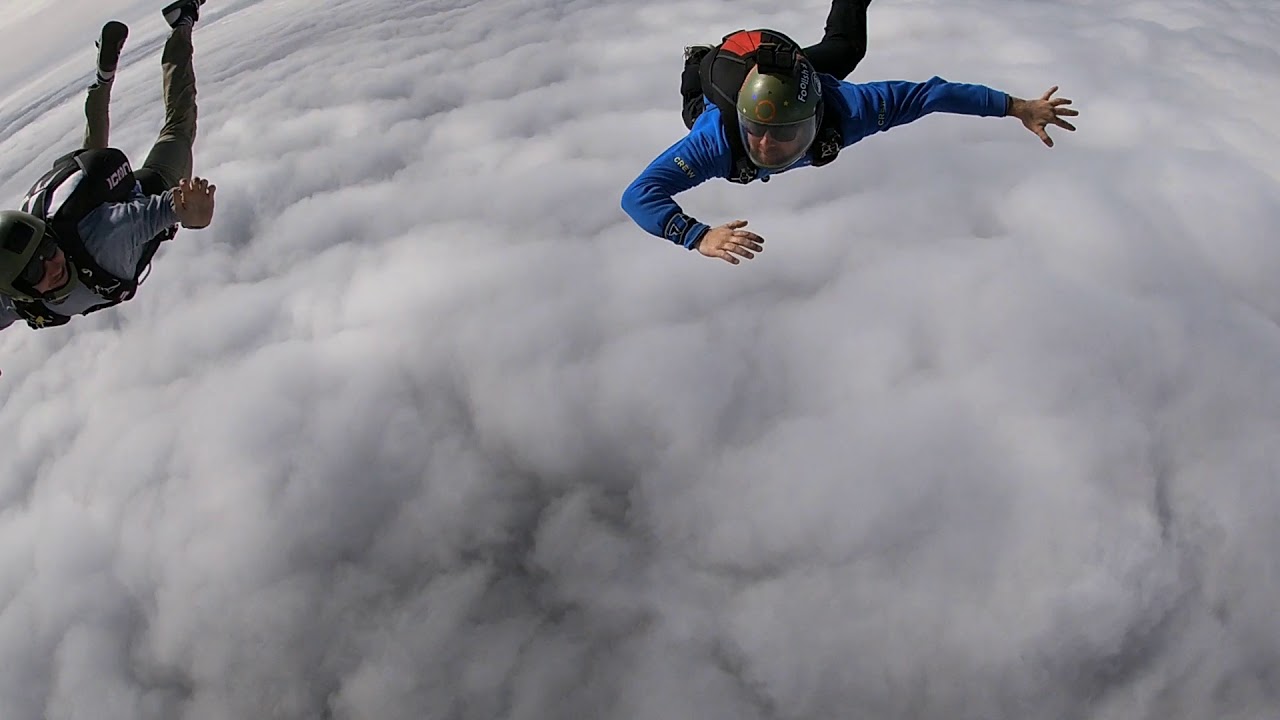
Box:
[620,0,1079,265]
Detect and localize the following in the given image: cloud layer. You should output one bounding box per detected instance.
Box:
[2,0,1280,718]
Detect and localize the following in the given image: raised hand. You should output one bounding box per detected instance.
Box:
[696,219,765,265]
[1011,86,1079,147]
[172,176,216,228]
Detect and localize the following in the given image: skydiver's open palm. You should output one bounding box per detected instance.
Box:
[173,176,216,229]
[1011,86,1079,147]
[697,219,764,265]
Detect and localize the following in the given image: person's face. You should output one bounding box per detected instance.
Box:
[24,239,69,294]
[741,115,817,169]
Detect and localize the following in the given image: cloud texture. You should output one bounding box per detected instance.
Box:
[1,0,1279,718]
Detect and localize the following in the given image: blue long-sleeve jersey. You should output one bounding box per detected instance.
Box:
[620,75,1010,249]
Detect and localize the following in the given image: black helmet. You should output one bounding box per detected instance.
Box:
[0,210,76,302]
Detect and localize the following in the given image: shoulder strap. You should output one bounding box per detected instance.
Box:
[11,295,120,330]
[809,92,845,167]
[11,299,72,329]
[23,148,135,218]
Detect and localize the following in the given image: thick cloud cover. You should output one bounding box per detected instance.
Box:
[2,0,1279,718]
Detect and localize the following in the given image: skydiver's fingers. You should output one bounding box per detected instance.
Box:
[732,234,764,252]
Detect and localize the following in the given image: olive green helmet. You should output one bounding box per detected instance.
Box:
[0,209,77,302]
[736,53,822,169]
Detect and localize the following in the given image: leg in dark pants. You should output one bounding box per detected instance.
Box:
[83,81,114,150]
[134,24,198,196]
[802,0,871,80]
[681,49,712,130]
[83,21,128,150]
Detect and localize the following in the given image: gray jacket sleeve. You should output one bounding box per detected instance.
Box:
[77,191,181,279]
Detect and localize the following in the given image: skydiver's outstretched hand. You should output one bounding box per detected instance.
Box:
[1009,86,1078,147]
[696,220,764,265]
[172,176,216,229]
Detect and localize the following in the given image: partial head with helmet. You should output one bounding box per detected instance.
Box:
[736,45,822,170]
[0,210,77,303]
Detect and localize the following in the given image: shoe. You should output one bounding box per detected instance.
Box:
[683,44,713,68]
[95,21,129,81]
[162,0,206,28]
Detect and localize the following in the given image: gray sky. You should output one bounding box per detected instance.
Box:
[2,0,1279,718]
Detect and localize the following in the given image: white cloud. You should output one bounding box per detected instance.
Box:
[1,0,1279,718]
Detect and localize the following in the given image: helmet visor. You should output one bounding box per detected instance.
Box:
[19,234,58,288]
[738,115,817,170]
